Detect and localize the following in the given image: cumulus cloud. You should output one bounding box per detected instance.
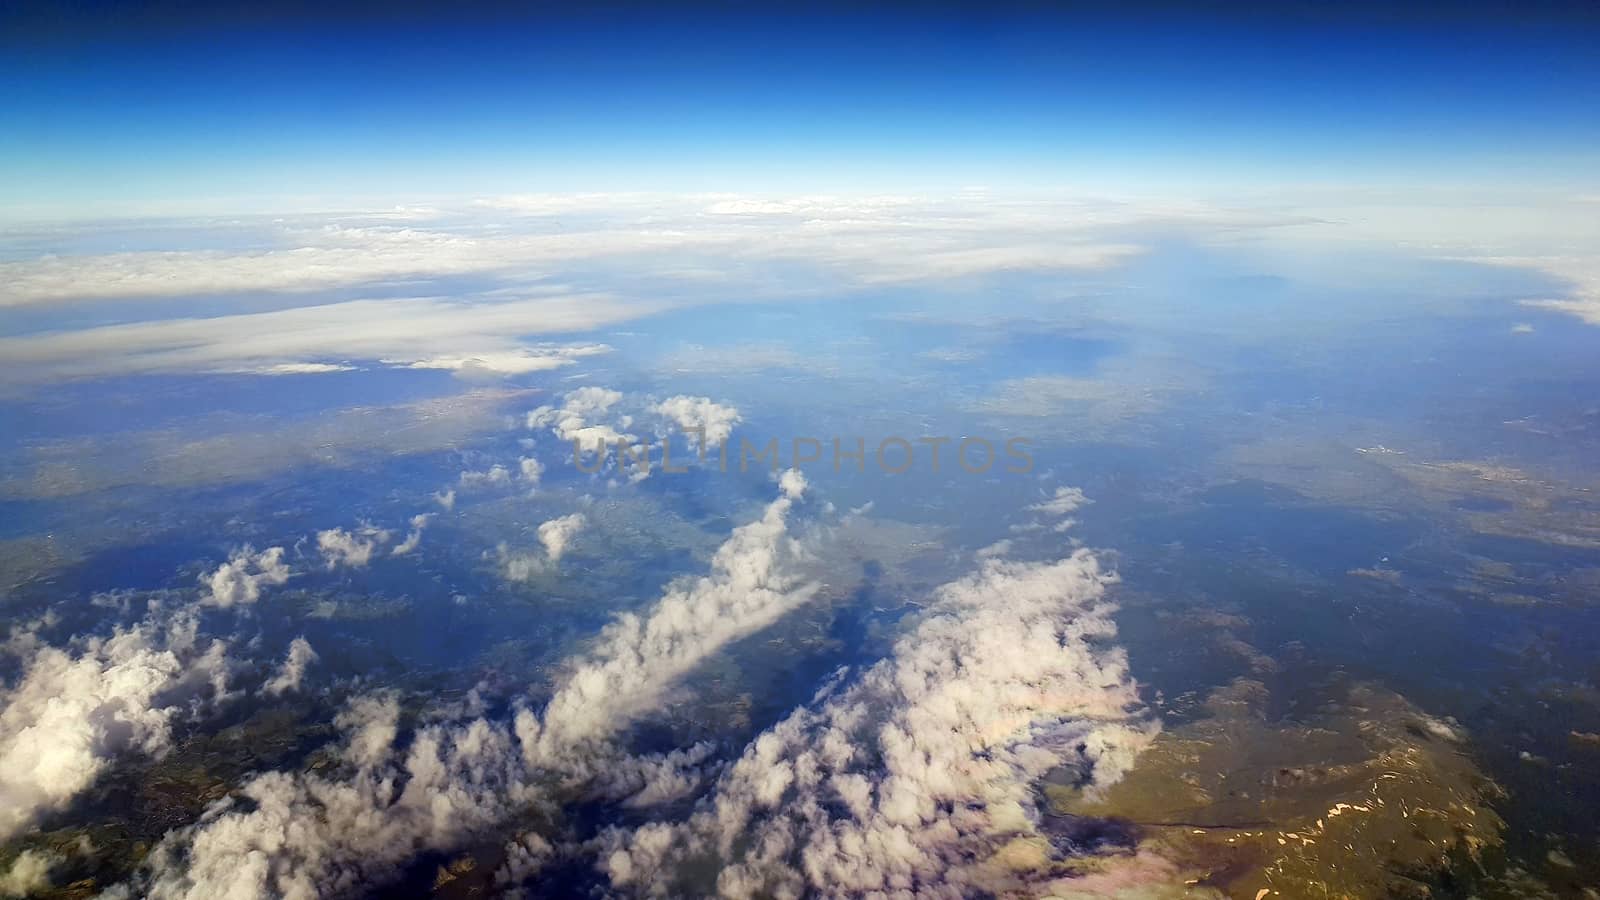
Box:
[600,526,1157,898]
[316,524,392,569]
[459,464,512,488]
[518,456,545,487]
[0,606,234,843]
[538,514,586,564]
[527,386,635,450]
[0,849,55,897]
[137,476,821,898]
[200,546,291,608]
[525,471,812,758]
[434,489,457,511]
[653,395,742,446]
[498,513,589,580]
[142,691,538,900]
[262,638,319,697]
[1029,486,1090,516]
[390,514,433,556]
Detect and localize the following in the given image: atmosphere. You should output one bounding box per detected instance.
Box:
[4,4,1600,214]
[4,4,1600,900]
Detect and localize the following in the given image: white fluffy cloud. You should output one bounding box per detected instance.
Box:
[315,524,392,570]
[138,475,821,898]
[518,456,545,487]
[142,692,538,900]
[459,464,512,488]
[498,513,589,580]
[262,638,319,697]
[525,471,811,759]
[527,386,635,450]
[0,607,234,843]
[200,547,291,608]
[1029,486,1089,516]
[390,513,433,556]
[600,525,1157,898]
[0,849,55,897]
[538,514,586,564]
[653,395,742,446]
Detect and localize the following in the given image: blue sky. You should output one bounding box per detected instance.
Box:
[3,4,1599,215]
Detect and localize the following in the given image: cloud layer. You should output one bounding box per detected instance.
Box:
[601,539,1156,898]
[136,475,821,898]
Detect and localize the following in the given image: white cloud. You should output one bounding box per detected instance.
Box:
[200,546,291,608]
[221,362,359,376]
[395,344,612,378]
[262,638,319,696]
[600,535,1158,898]
[527,386,636,451]
[142,692,538,900]
[0,193,1204,383]
[0,606,234,843]
[526,471,813,759]
[538,514,586,564]
[498,513,588,580]
[433,489,457,511]
[0,850,54,897]
[518,456,545,487]
[391,513,433,556]
[0,294,646,383]
[459,464,512,488]
[1029,486,1090,517]
[653,395,742,446]
[316,524,392,570]
[138,475,822,899]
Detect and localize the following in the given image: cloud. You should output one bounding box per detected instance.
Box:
[526,471,813,759]
[538,514,586,564]
[499,512,590,580]
[395,344,612,378]
[527,386,636,450]
[0,850,54,897]
[653,395,742,446]
[200,546,291,608]
[600,527,1157,898]
[518,456,545,488]
[391,514,433,556]
[0,193,1216,384]
[0,605,234,843]
[434,489,457,511]
[315,525,392,570]
[138,476,822,898]
[1029,486,1090,517]
[459,464,512,488]
[141,692,538,900]
[0,294,647,383]
[221,362,360,376]
[262,638,319,697]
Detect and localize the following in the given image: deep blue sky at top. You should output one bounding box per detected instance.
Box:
[2,2,1598,214]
